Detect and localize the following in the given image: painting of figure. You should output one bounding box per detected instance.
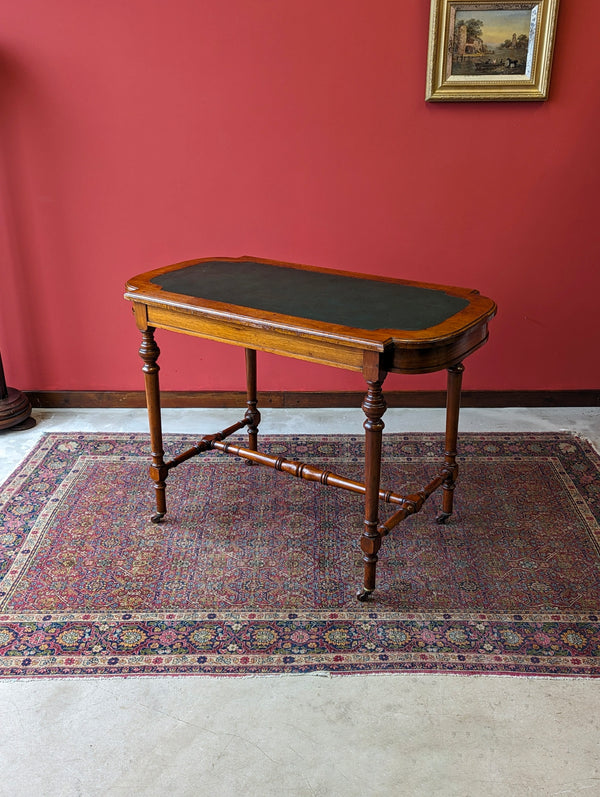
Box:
[450,6,535,76]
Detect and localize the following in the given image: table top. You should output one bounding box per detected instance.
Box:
[149,259,471,332]
[125,256,496,374]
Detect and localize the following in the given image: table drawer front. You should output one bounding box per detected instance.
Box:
[146,305,368,372]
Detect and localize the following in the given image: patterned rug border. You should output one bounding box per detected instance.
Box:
[1,431,599,679]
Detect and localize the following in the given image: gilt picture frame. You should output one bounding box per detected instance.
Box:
[426,0,560,101]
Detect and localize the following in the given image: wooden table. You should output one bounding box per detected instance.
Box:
[125,256,496,600]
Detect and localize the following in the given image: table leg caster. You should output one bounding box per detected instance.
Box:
[151,512,165,524]
[435,511,451,524]
[356,588,373,602]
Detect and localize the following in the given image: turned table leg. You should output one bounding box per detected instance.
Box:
[436,362,464,524]
[357,378,387,601]
[139,327,168,523]
[244,348,261,456]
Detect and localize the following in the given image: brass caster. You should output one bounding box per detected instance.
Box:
[151,512,165,524]
[435,511,452,525]
[356,588,373,602]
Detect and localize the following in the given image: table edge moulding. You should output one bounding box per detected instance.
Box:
[124,255,497,601]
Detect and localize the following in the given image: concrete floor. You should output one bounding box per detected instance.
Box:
[1,407,599,796]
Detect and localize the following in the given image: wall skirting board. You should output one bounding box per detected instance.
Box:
[26,391,600,409]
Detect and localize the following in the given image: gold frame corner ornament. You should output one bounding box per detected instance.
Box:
[425,0,560,102]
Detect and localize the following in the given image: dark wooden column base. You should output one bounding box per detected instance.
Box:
[0,387,36,431]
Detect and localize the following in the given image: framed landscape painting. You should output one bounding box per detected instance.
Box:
[426,0,560,101]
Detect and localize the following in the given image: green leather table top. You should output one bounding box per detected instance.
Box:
[150,260,469,332]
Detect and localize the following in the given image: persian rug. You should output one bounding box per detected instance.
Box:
[1,432,599,679]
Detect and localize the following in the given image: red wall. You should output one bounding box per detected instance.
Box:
[1,0,598,394]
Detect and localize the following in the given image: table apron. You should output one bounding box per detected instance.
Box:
[143,304,377,372]
[390,325,490,374]
[134,302,490,376]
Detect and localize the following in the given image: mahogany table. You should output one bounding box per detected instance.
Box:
[125,256,496,600]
